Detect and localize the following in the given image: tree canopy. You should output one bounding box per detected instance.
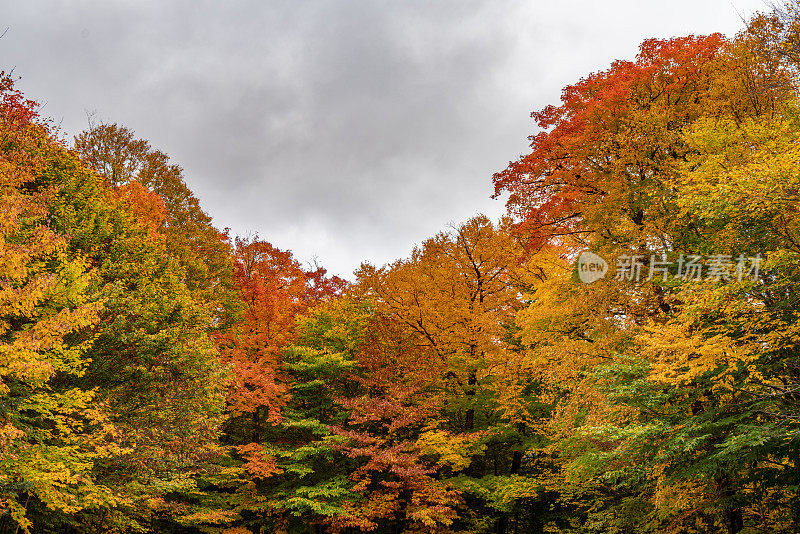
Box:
[4,3,800,533]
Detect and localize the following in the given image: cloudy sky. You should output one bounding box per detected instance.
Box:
[2,0,766,277]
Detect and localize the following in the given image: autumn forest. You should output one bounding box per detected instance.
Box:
[3,4,800,534]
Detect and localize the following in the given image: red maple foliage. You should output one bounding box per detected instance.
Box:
[493,35,728,248]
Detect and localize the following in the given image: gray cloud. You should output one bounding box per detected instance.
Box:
[1,0,765,277]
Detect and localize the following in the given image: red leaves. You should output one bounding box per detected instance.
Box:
[219,236,345,420]
[0,73,40,127]
[493,35,728,248]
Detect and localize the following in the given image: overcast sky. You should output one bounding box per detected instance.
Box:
[2,0,767,277]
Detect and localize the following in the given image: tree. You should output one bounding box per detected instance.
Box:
[73,122,239,330]
[179,237,346,533]
[354,216,557,533]
[0,75,231,532]
[494,14,800,532]
[0,73,117,533]
[492,33,788,252]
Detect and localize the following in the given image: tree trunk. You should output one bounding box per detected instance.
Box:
[717,474,743,534]
[464,370,477,431]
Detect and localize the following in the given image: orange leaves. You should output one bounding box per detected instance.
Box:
[355,216,541,431]
[224,350,288,420]
[219,237,344,421]
[114,180,167,237]
[236,443,282,479]
[313,217,544,530]
[357,216,521,370]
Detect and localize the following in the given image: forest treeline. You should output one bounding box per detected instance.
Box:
[3,3,800,534]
